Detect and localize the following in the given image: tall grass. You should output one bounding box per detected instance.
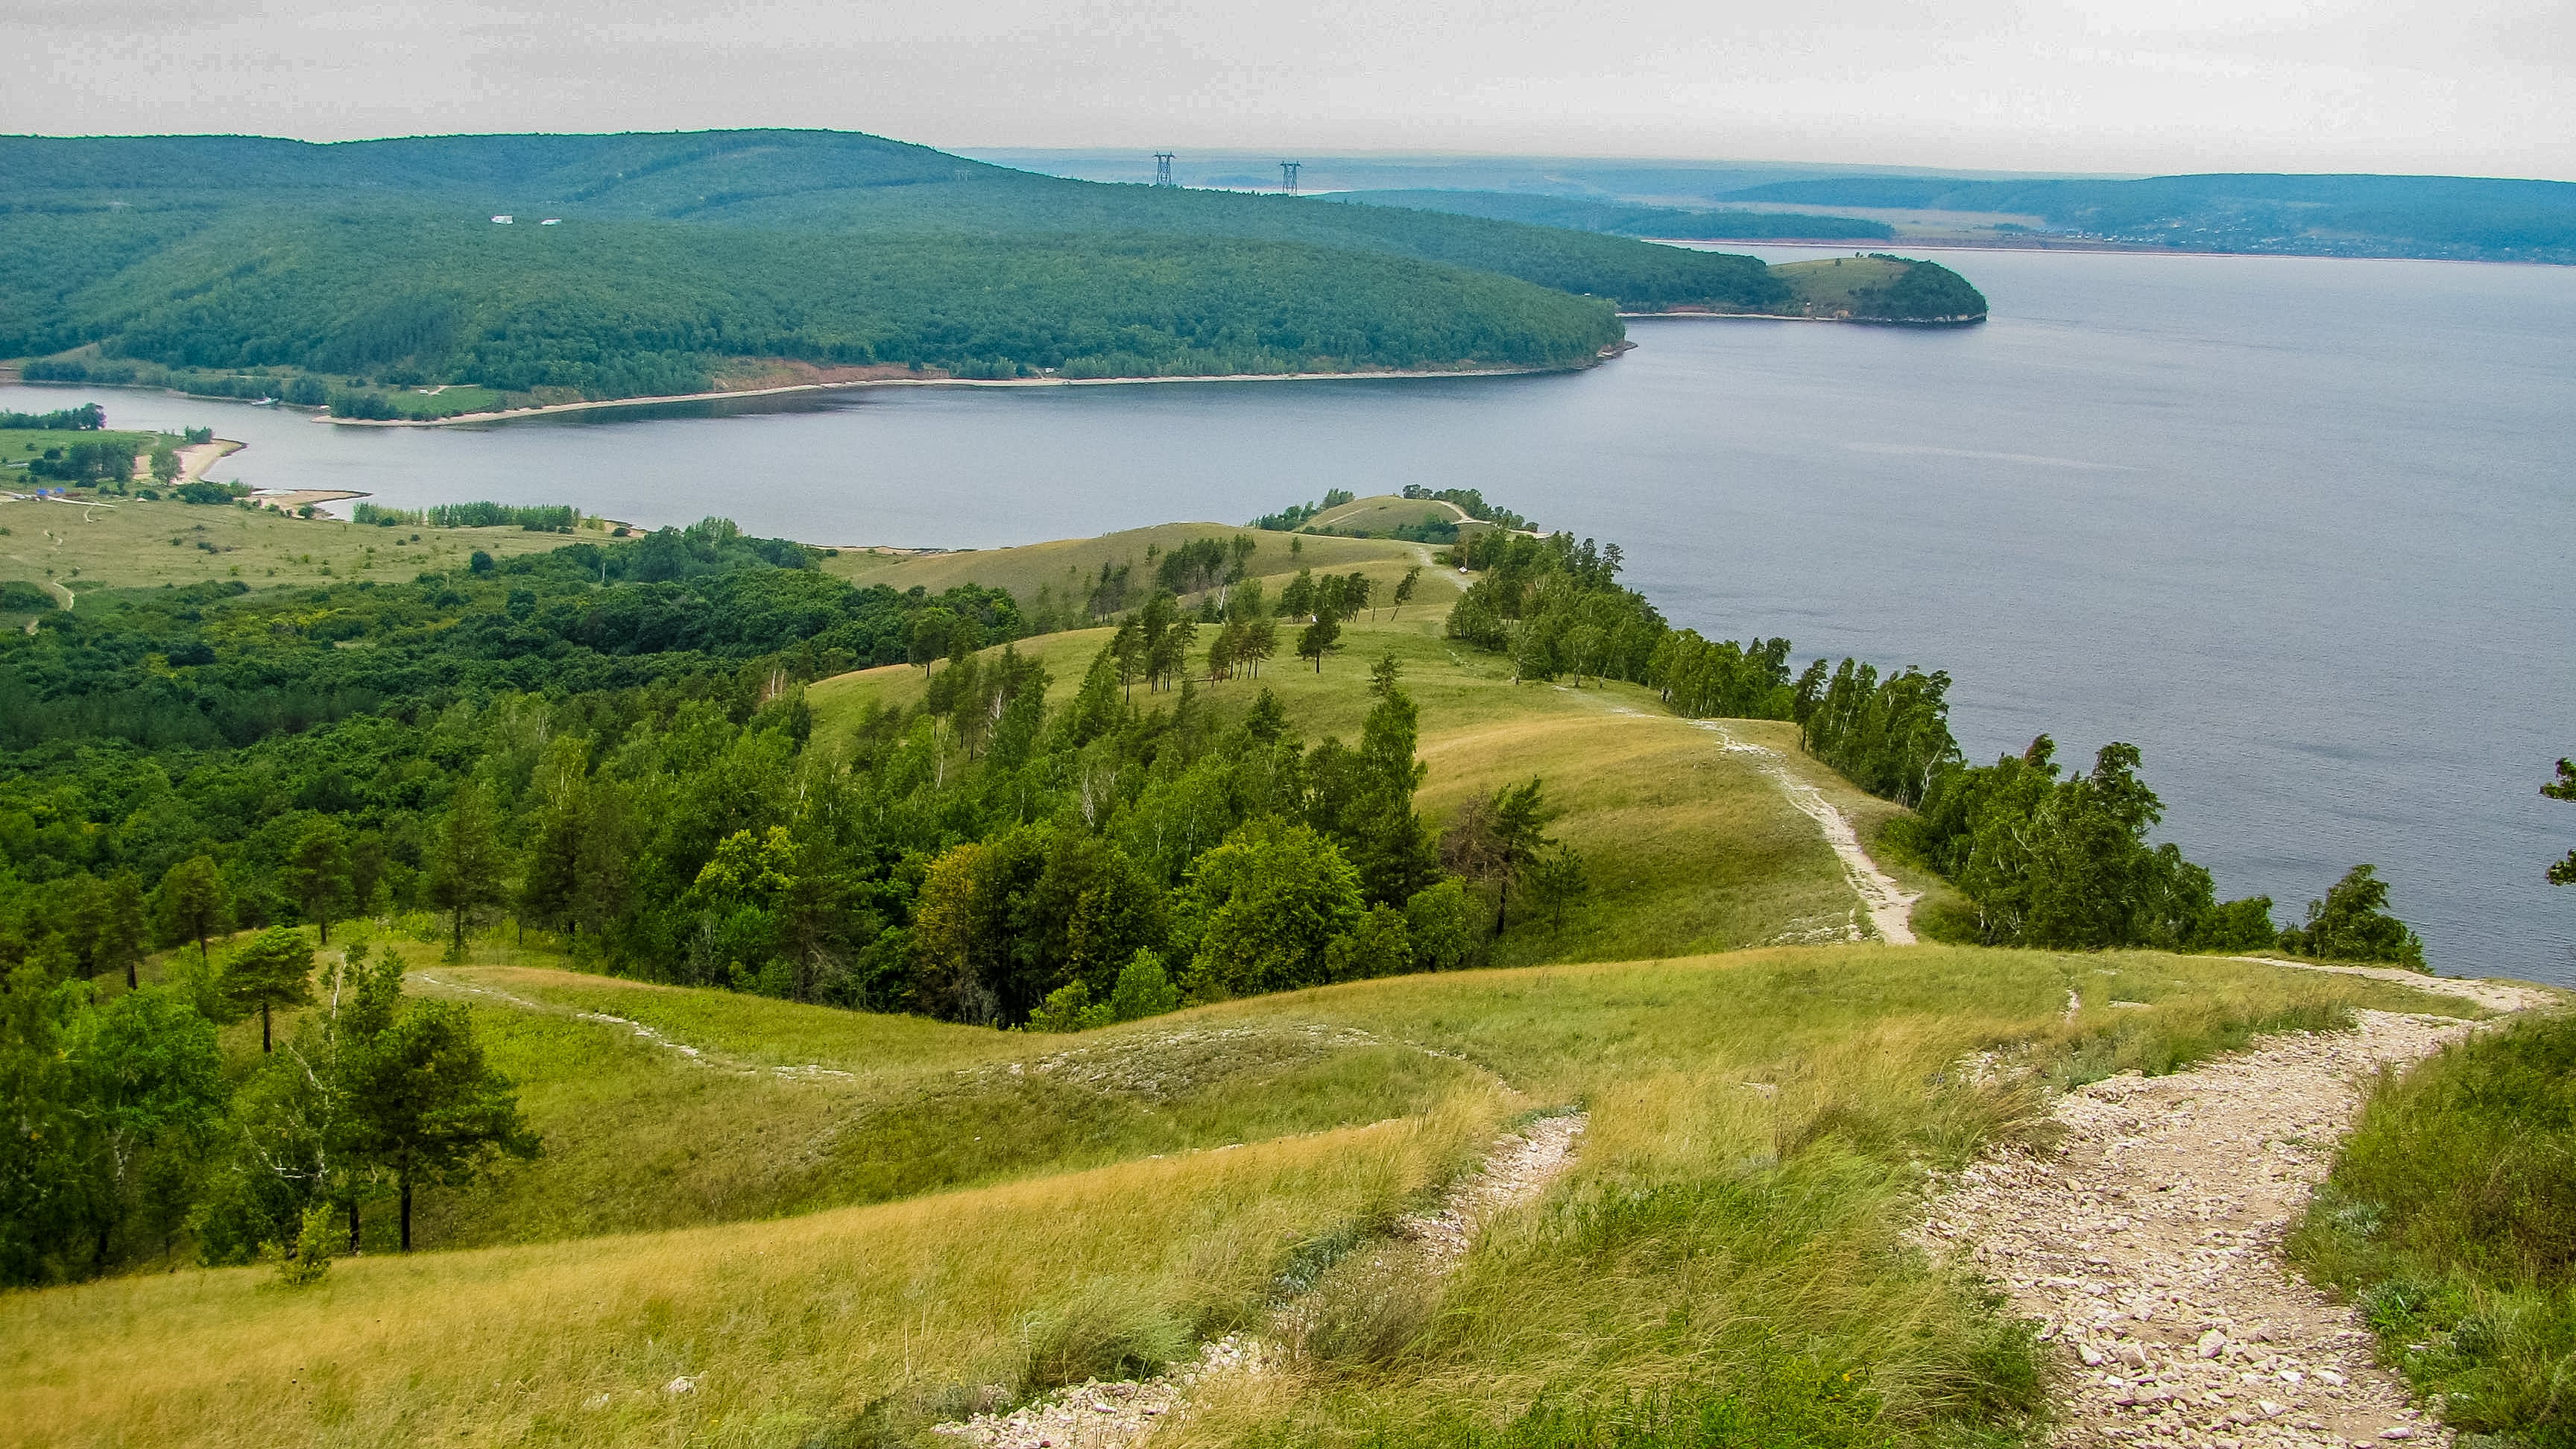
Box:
[0,1110,1496,1449]
[2289,1013,2576,1447]
[1158,946,2460,1449]
[5,944,2469,1448]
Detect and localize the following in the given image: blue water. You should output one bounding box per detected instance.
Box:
[10,246,2573,982]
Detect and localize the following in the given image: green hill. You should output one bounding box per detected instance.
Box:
[1765,254,1991,323]
[0,501,2532,1449]
[0,130,1989,411]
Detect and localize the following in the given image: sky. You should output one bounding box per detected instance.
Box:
[11,0,2573,179]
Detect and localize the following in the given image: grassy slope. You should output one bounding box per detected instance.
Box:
[821,523,1417,601]
[0,496,607,598]
[0,945,2478,1449]
[1302,494,1459,537]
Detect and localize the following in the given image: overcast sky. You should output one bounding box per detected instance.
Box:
[13,0,2572,178]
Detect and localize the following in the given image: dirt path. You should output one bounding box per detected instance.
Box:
[934,1112,1589,1449]
[1689,722,1921,943]
[1924,970,2552,1449]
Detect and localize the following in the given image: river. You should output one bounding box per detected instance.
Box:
[7,246,2572,982]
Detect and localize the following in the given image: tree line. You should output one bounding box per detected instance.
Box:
[352,501,581,531]
[1,403,105,430]
[1442,525,2425,962]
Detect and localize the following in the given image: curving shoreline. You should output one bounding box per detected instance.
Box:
[315,362,1582,428]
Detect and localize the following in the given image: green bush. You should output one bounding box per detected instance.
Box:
[1106,950,1179,1023]
[2290,1014,2576,1445]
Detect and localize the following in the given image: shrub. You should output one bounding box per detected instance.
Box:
[1026,979,1111,1033]
[274,1204,337,1287]
[1404,879,1486,973]
[1327,903,1414,982]
[1107,950,1179,1022]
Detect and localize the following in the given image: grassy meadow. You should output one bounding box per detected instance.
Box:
[0,493,606,599]
[821,521,1425,602]
[0,939,2480,1449]
[1301,495,1459,537]
[1768,256,1915,310]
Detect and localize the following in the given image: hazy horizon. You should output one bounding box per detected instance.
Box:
[12,0,2572,182]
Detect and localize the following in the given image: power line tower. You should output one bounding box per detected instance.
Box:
[1279,161,1301,195]
[1154,153,1174,187]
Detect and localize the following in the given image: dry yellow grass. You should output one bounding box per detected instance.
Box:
[4,940,2488,1449]
[0,1108,1494,1449]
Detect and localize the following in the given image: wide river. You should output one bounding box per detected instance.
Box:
[8,246,2572,982]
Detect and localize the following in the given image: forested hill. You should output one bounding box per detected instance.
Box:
[0,130,1975,409]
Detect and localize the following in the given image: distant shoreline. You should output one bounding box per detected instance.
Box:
[1620,311,1986,326]
[315,363,1578,428]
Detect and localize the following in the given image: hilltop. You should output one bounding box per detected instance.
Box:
[0,129,1983,417]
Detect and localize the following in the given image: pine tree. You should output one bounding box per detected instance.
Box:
[221,928,316,1053]
[340,998,540,1251]
[154,855,230,965]
[425,783,506,959]
[281,818,354,944]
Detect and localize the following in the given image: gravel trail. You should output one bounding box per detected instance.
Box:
[933,1112,1588,1449]
[1924,970,2551,1449]
[1688,721,1921,943]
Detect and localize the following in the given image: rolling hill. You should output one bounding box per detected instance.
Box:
[0,499,2546,1448]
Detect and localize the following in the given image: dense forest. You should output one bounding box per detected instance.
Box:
[0,130,1988,405]
[12,213,1624,395]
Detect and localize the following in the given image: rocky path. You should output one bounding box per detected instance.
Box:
[1925,972,2551,1449]
[1688,721,1921,944]
[933,1112,1588,1449]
